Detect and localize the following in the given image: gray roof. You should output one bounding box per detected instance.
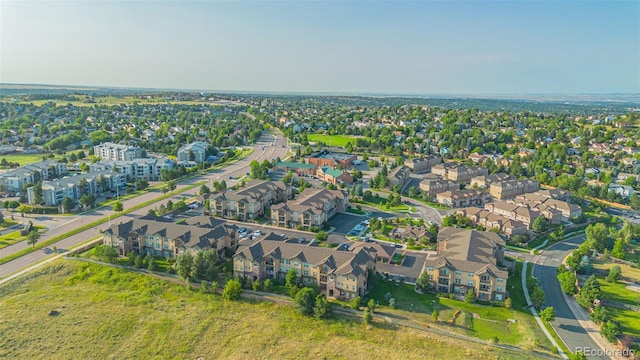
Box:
[210,180,288,203]
[272,187,346,214]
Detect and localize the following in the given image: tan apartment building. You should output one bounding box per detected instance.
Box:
[436,189,491,208]
[470,173,513,189]
[457,207,528,236]
[423,227,508,301]
[419,178,460,199]
[388,165,410,190]
[431,162,488,182]
[271,187,348,230]
[102,215,238,259]
[404,155,442,173]
[489,180,540,200]
[208,180,291,221]
[234,239,375,300]
[513,192,582,221]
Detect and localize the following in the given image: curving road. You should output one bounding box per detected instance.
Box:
[0,131,288,279]
[533,235,608,360]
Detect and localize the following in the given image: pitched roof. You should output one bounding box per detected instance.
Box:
[272,187,346,214]
[276,162,316,169]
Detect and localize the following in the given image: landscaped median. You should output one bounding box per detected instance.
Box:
[0,149,254,267]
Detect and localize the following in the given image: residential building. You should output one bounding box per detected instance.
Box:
[93,158,175,181]
[513,192,582,221]
[208,180,291,221]
[271,187,348,230]
[457,207,528,236]
[404,155,442,173]
[177,141,209,163]
[348,241,396,264]
[431,162,488,182]
[388,165,410,190]
[233,238,375,300]
[608,184,634,200]
[27,170,126,206]
[0,161,68,193]
[470,173,512,189]
[436,189,491,208]
[305,150,357,170]
[423,227,508,301]
[94,142,142,161]
[273,162,316,176]
[391,225,430,242]
[419,177,460,199]
[317,166,354,185]
[102,215,238,259]
[489,180,540,200]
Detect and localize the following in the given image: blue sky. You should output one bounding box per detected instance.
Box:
[1,1,638,94]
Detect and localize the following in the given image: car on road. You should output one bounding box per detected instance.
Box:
[253,230,263,236]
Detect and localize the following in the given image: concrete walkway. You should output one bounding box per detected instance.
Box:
[522,261,569,359]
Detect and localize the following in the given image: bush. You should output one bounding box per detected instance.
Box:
[363,308,372,324]
[350,296,361,310]
[504,298,512,309]
[464,290,475,303]
[222,279,242,300]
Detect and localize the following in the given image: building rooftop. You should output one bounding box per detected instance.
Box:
[276,161,316,169]
[307,150,355,161]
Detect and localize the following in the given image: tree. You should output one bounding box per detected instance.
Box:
[61,196,75,213]
[589,305,608,324]
[176,251,194,279]
[148,257,158,271]
[577,275,601,309]
[79,194,96,209]
[199,184,211,195]
[531,286,546,308]
[607,265,622,283]
[312,294,330,319]
[504,297,512,309]
[350,296,361,310]
[585,222,610,252]
[26,229,40,247]
[558,271,577,295]
[432,309,439,322]
[367,299,377,313]
[94,245,118,263]
[600,320,620,343]
[388,298,396,309]
[285,268,298,287]
[611,239,625,259]
[539,306,555,322]
[363,308,372,324]
[294,287,317,316]
[167,180,177,192]
[416,271,429,292]
[113,201,123,212]
[222,279,242,301]
[315,231,328,242]
[464,290,475,303]
[531,216,546,232]
[135,179,149,191]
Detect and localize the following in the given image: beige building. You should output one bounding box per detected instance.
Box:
[513,192,582,221]
[208,180,291,221]
[431,162,488,182]
[271,187,348,230]
[423,227,508,301]
[419,178,460,199]
[234,239,375,300]
[404,155,442,173]
[470,173,512,189]
[457,207,528,236]
[489,180,540,200]
[436,189,491,208]
[102,215,238,259]
[388,165,410,190]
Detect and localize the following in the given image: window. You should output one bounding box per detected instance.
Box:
[467,281,474,286]
[303,262,309,268]
[497,278,504,283]
[441,269,449,275]
[455,271,462,275]
[497,286,503,292]
[455,278,461,284]
[427,267,434,272]
[468,273,474,277]
[285,259,290,264]
[428,275,433,280]
[303,270,309,276]
[293,261,299,266]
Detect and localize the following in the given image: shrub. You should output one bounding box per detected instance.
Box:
[222,279,242,300]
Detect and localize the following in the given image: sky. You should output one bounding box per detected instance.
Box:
[1,1,638,95]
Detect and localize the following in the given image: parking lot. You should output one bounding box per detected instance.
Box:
[329,210,394,235]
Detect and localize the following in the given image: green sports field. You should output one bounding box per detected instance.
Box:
[307,134,371,148]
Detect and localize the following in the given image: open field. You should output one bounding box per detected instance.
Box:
[0,149,88,168]
[0,260,537,360]
[606,307,640,337]
[593,261,640,281]
[307,134,372,148]
[365,272,555,354]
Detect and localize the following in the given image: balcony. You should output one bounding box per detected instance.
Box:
[480,277,491,284]
[437,278,449,285]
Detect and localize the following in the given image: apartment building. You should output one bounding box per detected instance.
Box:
[404,155,442,173]
[513,192,582,221]
[93,158,175,181]
[388,165,410,190]
[177,141,209,163]
[419,177,460,199]
[305,150,357,170]
[27,170,126,206]
[271,187,348,230]
[317,166,354,185]
[208,180,291,221]
[436,189,491,208]
[489,180,540,200]
[0,161,68,193]
[431,162,488,182]
[94,142,142,161]
[102,215,238,259]
[234,238,375,300]
[470,173,512,189]
[423,227,508,301]
[457,207,528,236]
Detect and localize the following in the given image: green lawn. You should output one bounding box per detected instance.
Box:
[606,307,640,337]
[307,134,372,148]
[599,279,640,306]
[346,207,367,215]
[0,260,534,360]
[0,149,89,168]
[0,226,46,250]
[354,196,409,212]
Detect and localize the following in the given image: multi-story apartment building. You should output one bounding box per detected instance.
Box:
[94,142,142,161]
[423,227,508,301]
[209,180,291,221]
[431,162,488,182]
[102,215,238,259]
[271,187,348,230]
[419,177,460,199]
[93,158,175,181]
[0,161,68,193]
[177,141,209,163]
[513,192,582,221]
[388,165,410,190]
[305,150,357,170]
[27,170,126,206]
[436,189,491,208]
[234,238,375,300]
[404,155,442,173]
[317,166,354,185]
[489,180,540,200]
[457,207,528,236]
[470,173,513,189]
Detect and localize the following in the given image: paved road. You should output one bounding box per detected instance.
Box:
[533,235,608,360]
[368,189,446,225]
[0,131,288,279]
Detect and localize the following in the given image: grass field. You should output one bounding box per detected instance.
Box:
[366,273,555,354]
[606,307,640,337]
[0,149,88,167]
[599,279,640,306]
[307,134,372,148]
[0,260,537,360]
[0,225,46,250]
[353,196,409,212]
